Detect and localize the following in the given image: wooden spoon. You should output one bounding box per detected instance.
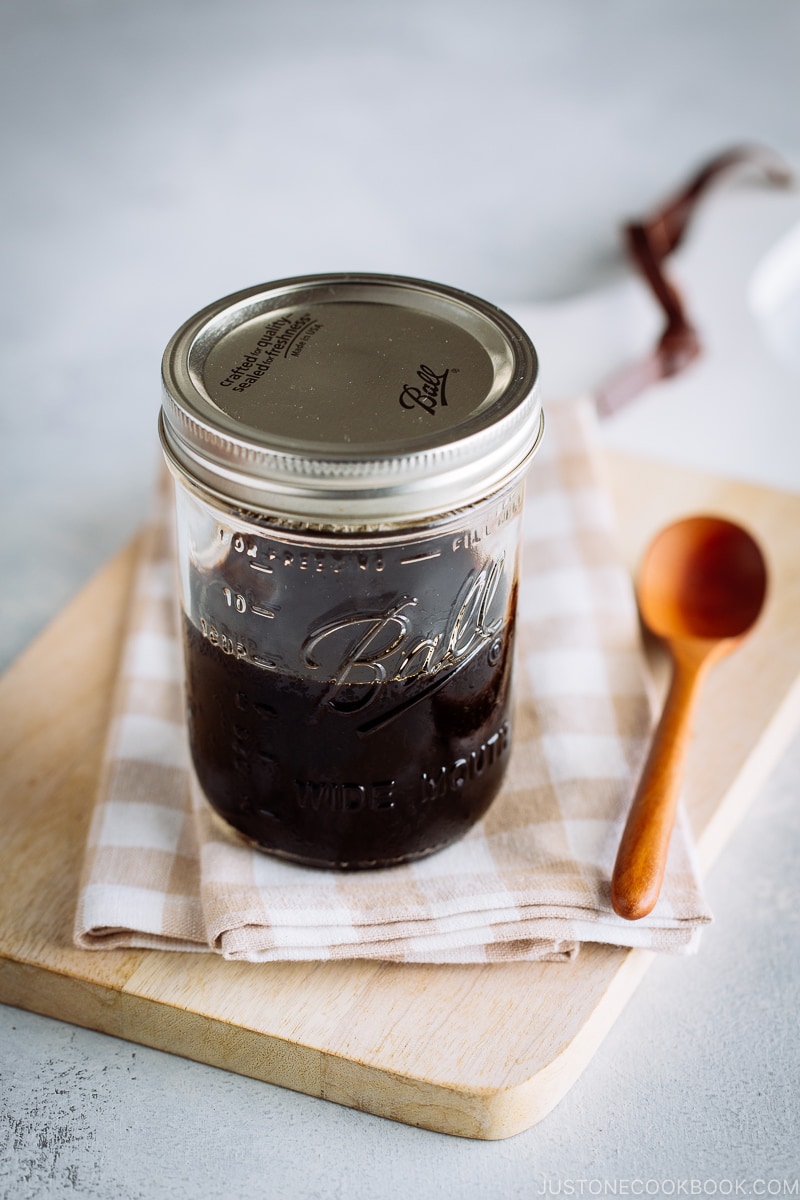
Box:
[611,515,768,920]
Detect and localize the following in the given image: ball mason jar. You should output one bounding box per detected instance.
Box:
[160,273,543,869]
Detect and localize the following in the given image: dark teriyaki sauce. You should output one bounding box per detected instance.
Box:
[182,526,518,869]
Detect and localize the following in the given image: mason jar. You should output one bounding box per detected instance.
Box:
[160,273,543,869]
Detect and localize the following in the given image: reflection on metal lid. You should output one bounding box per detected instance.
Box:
[161,273,542,525]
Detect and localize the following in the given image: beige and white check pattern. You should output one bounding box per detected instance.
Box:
[74,397,711,962]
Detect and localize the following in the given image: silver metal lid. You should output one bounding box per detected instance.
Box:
[160,273,542,526]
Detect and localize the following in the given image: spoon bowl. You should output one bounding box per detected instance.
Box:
[637,516,768,642]
[611,515,768,920]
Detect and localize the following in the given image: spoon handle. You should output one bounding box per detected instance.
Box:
[611,648,709,920]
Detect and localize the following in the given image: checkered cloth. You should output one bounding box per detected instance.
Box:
[73,396,711,962]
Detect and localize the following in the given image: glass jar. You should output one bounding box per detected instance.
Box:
[160,273,542,869]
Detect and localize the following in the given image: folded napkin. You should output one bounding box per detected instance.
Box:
[74,396,711,963]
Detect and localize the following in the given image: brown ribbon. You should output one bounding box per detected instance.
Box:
[595,144,793,417]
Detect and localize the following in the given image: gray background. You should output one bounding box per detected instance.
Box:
[2,1,799,1196]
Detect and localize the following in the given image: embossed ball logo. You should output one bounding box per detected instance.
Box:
[300,556,506,727]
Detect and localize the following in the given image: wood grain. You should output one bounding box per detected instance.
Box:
[1,453,798,1140]
[610,515,769,920]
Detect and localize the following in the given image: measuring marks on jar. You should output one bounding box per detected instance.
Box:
[204,527,512,725]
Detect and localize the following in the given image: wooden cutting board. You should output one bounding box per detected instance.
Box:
[1,449,798,1141]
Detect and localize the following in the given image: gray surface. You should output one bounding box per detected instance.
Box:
[2,0,799,666]
[1,1,799,1195]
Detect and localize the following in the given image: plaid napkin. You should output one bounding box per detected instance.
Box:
[73,396,711,962]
